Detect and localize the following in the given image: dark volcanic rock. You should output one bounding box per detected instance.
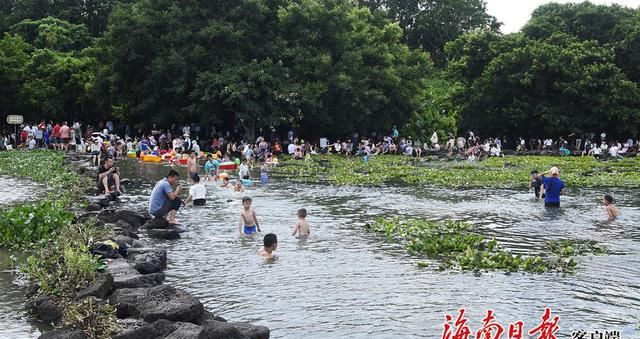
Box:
[147,228,180,240]
[116,219,133,232]
[75,273,113,300]
[112,318,159,339]
[86,203,102,211]
[144,217,170,229]
[165,322,205,339]
[150,319,180,337]
[113,235,136,246]
[113,272,165,290]
[115,210,146,229]
[26,296,62,323]
[202,320,270,339]
[38,329,87,339]
[98,209,118,223]
[132,250,167,274]
[109,285,204,323]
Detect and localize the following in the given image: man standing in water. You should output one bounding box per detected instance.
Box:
[149,169,182,224]
[187,150,198,181]
[540,167,565,207]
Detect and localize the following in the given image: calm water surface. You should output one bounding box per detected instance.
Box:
[0,160,638,338]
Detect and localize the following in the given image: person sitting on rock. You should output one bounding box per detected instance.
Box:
[149,169,182,224]
[97,157,122,196]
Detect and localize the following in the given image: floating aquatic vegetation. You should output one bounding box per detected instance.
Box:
[366,217,607,273]
[272,154,640,188]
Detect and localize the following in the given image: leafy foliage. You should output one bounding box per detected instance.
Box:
[0,200,73,248]
[367,217,606,273]
[272,154,640,188]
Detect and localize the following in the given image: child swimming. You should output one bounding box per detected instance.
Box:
[292,208,310,237]
[234,180,245,192]
[259,233,277,259]
[219,176,231,188]
[239,196,261,235]
[604,194,622,220]
[260,163,269,184]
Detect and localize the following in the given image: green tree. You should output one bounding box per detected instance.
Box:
[360,0,500,64]
[447,31,640,138]
[0,33,30,116]
[11,16,92,51]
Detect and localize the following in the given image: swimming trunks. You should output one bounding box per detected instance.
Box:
[193,198,206,206]
[243,225,257,234]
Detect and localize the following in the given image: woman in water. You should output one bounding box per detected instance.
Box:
[603,194,622,220]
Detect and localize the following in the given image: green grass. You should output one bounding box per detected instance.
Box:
[366,217,607,273]
[272,154,640,188]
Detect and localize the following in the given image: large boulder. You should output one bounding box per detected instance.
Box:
[113,235,136,246]
[113,272,164,290]
[115,210,146,229]
[106,259,164,290]
[200,320,248,339]
[115,220,133,232]
[86,203,102,211]
[201,320,270,339]
[112,318,159,339]
[144,217,170,229]
[109,285,204,323]
[165,322,206,339]
[98,209,118,223]
[147,228,180,240]
[26,296,62,323]
[150,319,180,337]
[132,250,167,274]
[38,329,88,339]
[75,273,113,300]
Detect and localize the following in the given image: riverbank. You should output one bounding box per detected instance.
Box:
[0,150,270,338]
[271,154,640,187]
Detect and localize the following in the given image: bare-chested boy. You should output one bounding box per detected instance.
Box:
[292,208,310,237]
[604,194,622,220]
[239,196,261,235]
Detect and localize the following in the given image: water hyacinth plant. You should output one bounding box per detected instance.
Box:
[272,154,640,188]
[366,217,607,273]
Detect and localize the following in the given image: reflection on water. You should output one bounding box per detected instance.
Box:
[115,160,640,338]
[1,159,639,338]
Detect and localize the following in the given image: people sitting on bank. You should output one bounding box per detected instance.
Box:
[184,173,206,206]
[97,157,122,196]
[540,166,565,208]
[149,169,182,224]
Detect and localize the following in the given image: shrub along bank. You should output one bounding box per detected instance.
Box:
[272,154,640,187]
[0,150,116,337]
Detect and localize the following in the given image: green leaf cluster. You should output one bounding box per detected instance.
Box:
[272,154,640,188]
[366,217,606,273]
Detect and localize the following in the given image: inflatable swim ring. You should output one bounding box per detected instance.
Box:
[127,151,136,159]
[143,155,162,163]
[218,172,229,179]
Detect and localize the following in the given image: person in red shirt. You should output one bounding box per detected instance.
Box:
[52,123,61,150]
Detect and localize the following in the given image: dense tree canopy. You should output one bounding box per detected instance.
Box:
[1,0,640,140]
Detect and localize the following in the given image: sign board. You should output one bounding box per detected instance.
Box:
[6,115,23,125]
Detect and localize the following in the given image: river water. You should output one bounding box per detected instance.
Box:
[116,160,640,338]
[1,160,639,338]
[0,177,46,339]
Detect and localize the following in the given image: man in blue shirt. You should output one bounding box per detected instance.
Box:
[149,169,182,224]
[541,166,565,207]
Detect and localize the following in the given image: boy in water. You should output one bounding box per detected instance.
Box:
[528,170,544,199]
[292,208,310,237]
[239,196,261,235]
[604,194,622,220]
[259,233,277,259]
[219,176,231,188]
[234,180,245,192]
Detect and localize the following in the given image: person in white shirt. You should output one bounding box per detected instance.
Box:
[28,136,36,150]
[287,142,296,155]
[609,144,620,159]
[192,139,200,154]
[184,174,206,206]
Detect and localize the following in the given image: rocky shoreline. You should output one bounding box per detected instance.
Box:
[32,154,270,339]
